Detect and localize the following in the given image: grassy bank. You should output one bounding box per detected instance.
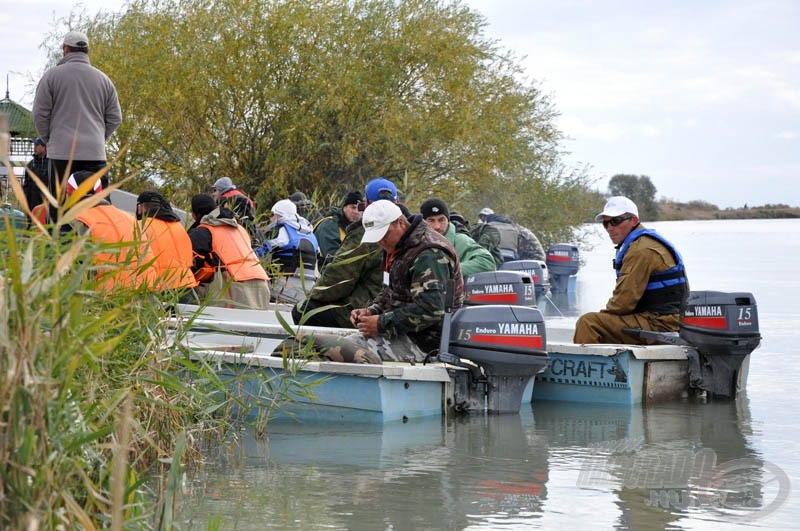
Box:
[657,200,800,221]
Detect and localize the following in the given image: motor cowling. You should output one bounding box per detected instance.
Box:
[546,244,580,293]
[499,260,549,299]
[464,271,537,306]
[679,291,761,398]
[440,304,548,414]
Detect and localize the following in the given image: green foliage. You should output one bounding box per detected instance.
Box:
[608,174,659,221]
[56,0,596,243]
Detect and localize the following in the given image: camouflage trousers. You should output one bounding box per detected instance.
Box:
[271,332,382,364]
[344,332,429,363]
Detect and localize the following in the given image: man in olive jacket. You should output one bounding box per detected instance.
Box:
[291,178,402,327]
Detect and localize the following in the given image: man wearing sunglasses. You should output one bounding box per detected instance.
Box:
[574,196,689,345]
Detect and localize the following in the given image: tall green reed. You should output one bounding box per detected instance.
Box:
[0,143,319,529]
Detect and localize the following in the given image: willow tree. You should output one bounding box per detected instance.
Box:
[81,0,593,244]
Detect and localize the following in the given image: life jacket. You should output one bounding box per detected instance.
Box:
[199,222,269,282]
[138,217,198,290]
[220,189,255,210]
[272,222,320,273]
[76,205,159,291]
[31,203,49,225]
[488,221,520,261]
[614,228,689,314]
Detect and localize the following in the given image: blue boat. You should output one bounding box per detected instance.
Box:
[171,290,759,421]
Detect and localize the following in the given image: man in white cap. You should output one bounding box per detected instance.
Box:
[33,30,122,221]
[348,200,464,362]
[574,196,689,344]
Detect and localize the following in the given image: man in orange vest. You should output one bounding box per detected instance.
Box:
[64,171,158,292]
[135,191,198,293]
[187,194,270,310]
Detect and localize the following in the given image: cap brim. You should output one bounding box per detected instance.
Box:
[361,224,390,243]
[595,209,627,221]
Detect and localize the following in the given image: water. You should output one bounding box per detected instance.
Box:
[176,219,799,530]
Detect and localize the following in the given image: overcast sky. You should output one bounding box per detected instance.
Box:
[4,0,798,208]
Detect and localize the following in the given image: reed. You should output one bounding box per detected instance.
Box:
[0,148,318,528]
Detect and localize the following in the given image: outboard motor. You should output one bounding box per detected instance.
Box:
[499,260,549,299]
[546,244,580,293]
[439,304,548,413]
[623,291,761,399]
[679,291,761,398]
[463,271,537,306]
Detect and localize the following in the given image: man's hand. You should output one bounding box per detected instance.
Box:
[356,314,380,337]
[350,308,372,327]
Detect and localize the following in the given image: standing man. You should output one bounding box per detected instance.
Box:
[33,30,122,216]
[349,200,464,362]
[573,196,689,345]
[420,197,496,279]
[23,137,51,225]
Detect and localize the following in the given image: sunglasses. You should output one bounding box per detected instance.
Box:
[602,215,633,228]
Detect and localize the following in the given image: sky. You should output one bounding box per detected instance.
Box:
[4,0,799,208]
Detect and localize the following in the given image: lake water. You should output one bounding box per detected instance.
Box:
[175,219,799,530]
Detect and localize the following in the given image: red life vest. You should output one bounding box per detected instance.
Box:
[138,217,198,290]
[75,205,159,291]
[199,223,269,282]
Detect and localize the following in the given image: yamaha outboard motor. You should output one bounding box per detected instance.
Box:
[499,260,549,299]
[623,291,761,399]
[546,244,580,293]
[439,304,548,413]
[463,271,537,306]
[679,291,761,398]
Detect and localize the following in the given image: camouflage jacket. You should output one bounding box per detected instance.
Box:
[471,223,504,266]
[304,220,384,324]
[368,217,464,354]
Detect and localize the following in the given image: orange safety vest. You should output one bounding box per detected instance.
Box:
[76,205,159,291]
[138,217,199,290]
[199,223,269,282]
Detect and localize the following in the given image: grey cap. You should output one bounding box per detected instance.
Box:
[212,176,235,192]
[63,31,89,48]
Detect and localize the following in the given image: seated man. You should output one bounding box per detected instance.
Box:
[136,190,198,293]
[211,176,262,245]
[64,171,158,292]
[420,197,496,279]
[573,196,689,345]
[187,194,270,310]
[349,200,464,362]
[313,190,363,266]
[291,178,400,328]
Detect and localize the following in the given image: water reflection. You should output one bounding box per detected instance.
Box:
[533,399,769,530]
[176,397,776,529]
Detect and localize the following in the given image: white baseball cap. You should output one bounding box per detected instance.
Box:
[595,196,639,221]
[361,201,402,243]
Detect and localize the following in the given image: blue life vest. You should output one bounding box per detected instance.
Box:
[273,222,320,273]
[614,228,689,314]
